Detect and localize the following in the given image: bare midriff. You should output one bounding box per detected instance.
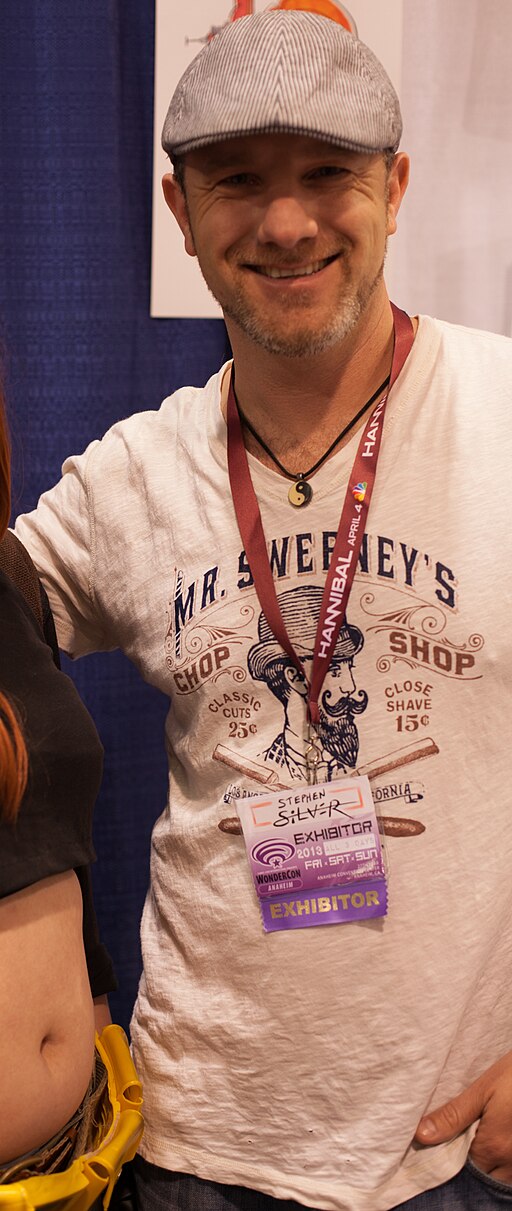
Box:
[0,870,96,1164]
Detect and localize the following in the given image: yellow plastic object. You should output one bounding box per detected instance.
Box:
[0,1025,143,1211]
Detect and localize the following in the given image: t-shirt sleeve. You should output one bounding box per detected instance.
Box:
[14,442,114,658]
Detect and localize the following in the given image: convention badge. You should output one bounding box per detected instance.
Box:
[236,776,388,933]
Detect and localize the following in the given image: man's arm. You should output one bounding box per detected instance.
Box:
[415,1050,512,1181]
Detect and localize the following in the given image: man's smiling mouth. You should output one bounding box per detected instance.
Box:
[247,253,339,279]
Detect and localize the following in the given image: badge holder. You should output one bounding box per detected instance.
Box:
[237,776,388,933]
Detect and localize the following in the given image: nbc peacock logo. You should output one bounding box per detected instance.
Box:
[352,481,367,503]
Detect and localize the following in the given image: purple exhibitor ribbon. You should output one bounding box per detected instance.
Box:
[260,877,388,933]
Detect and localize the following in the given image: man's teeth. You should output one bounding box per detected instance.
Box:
[259,258,330,279]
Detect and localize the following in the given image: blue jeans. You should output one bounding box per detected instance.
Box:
[132,1156,512,1210]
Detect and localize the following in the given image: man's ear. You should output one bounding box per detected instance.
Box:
[386,152,410,237]
[162,173,197,257]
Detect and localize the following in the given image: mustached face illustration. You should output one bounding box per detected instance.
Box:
[247,586,368,777]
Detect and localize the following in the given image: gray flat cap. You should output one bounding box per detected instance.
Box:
[162,11,402,159]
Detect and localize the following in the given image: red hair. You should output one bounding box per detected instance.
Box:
[0,384,28,821]
[0,694,28,824]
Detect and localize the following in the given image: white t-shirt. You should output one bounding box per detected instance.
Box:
[16,315,512,1211]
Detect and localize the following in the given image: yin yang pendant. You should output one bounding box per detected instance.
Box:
[288,478,313,508]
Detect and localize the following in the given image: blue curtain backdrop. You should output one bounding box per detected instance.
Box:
[0,2,230,1030]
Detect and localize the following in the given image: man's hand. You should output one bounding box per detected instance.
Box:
[415,1051,512,1183]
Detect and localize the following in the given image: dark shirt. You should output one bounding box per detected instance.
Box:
[0,569,116,995]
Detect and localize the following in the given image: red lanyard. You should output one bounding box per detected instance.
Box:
[227,304,414,731]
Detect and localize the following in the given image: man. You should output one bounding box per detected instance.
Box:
[15,10,512,1211]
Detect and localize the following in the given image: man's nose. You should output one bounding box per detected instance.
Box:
[257,196,318,248]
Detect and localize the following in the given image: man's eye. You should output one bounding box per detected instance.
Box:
[218,173,257,187]
[308,165,349,180]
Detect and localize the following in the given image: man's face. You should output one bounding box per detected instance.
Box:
[164,133,408,358]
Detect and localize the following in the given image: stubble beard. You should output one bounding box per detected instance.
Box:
[201,250,387,358]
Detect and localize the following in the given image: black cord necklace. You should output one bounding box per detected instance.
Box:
[235,375,390,508]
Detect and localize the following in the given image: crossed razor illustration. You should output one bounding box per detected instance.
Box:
[216,737,439,836]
